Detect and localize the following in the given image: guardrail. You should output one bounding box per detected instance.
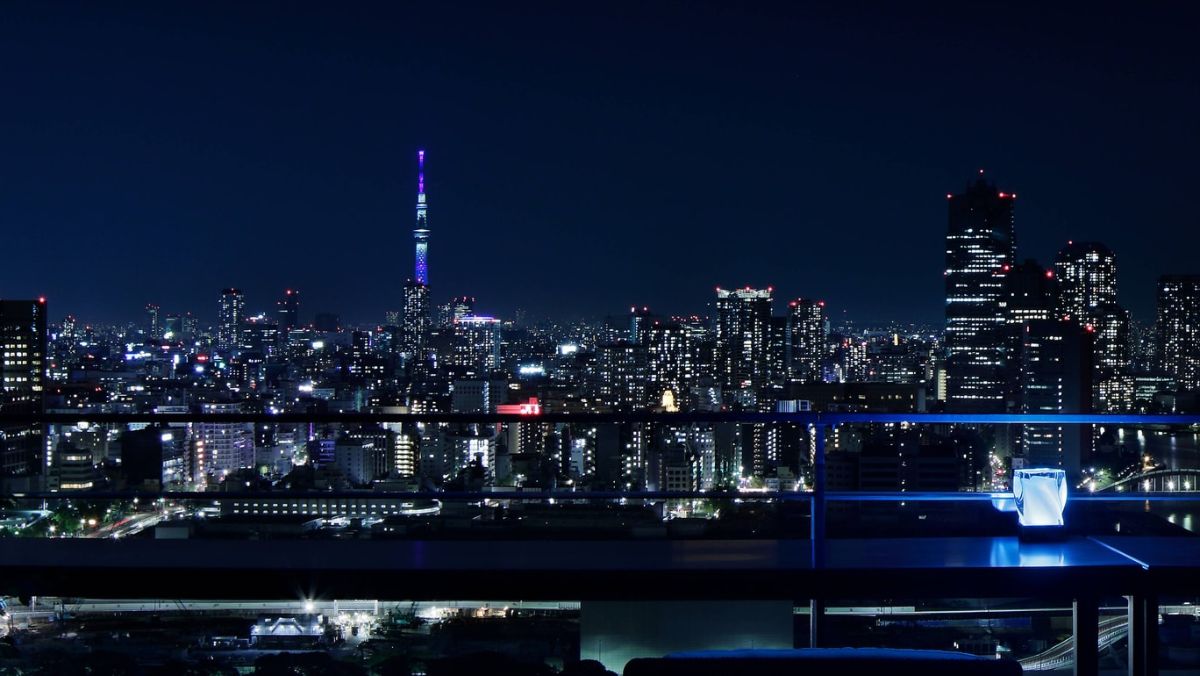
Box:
[5,411,1199,676]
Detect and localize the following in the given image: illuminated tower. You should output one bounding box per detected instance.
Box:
[944,173,1016,413]
[217,288,244,353]
[1157,275,1200,391]
[1,299,46,477]
[715,287,773,390]
[414,149,430,286]
[1054,241,1117,321]
[786,298,827,383]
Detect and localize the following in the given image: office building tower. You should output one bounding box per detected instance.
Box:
[715,287,773,390]
[277,288,300,334]
[592,342,649,410]
[1054,241,1117,321]
[1157,275,1200,391]
[787,298,827,383]
[837,337,868,383]
[1054,242,1131,410]
[0,299,47,477]
[1019,319,1092,478]
[401,281,430,362]
[182,312,199,340]
[217,288,245,352]
[944,174,1016,412]
[1002,259,1056,406]
[438,296,475,328]
[239,317,279,356]
[629,306,655,343]
[145,303,161,340]
[1092,304,1133,412]
[413,149,430,286]
[1003,259,1056,326]
[452,316,502,374]
[645,319,695,401]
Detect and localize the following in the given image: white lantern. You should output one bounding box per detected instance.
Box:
[1014,468,1068,529]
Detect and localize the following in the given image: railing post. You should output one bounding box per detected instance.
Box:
[1126,594,1158,676]
[1074,596,1099,676]
[808,598,824,648]
[810,422,826,569]
[809,420,826,648]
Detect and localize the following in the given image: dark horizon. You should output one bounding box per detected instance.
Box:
[2,1,1197,325]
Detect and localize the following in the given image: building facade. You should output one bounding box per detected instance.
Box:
[944,175,1016,412]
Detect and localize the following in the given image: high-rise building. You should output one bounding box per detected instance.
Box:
[401,281,430,362]
[1092,304,1133,412]
[1003,259,1055,326]
[1,299,47,477]
[1157,275,1200,391]
[786,298,826,383]
[1018,319,1093,478]
[944,174,1016,412]
[413,149,430,286]
[452,316,502,374]
[277,288,300,333]
[217,288,245,352]
[629,306,655,343]
[145,303,161,340]
[1053,241,1131,410]
[645,319,694,401]
[193,402,254,480]
[1054,241,1117,322]
[438,296,475,328]
[715,287,773,390]
[1002,259,1056,407]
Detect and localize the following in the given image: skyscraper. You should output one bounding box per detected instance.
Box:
[0,299,47,478]
[1054,242,1131,411]
[277,288,300,334]
[944,174,1016,412]
[438,296,475,328]
[400,281,430,363]
[645,319,695,400]
[413,149,430,286]
[629,306,655,344]
[1157,275,1200,392]
[452,316,503,374]
[1018,319,1093,478]
[1002,259,1056,407]
[217,288,244,352]
[715,287,773,391]
[786,298,826,383]
[1054,241,1117,321]
[145,303,161,340]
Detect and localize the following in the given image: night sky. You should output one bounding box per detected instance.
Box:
[2,2,1197,326]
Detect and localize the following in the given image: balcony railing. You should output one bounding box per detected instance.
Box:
[3,411,1200,675]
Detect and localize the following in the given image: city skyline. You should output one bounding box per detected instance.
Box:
[2,2,1197,323]
[6,164,1192,331]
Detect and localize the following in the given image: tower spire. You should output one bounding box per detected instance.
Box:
[413,149,430,285]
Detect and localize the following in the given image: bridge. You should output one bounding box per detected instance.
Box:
[1099,468,1200,493]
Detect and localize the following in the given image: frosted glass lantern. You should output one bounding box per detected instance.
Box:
[1013,468,1068,528]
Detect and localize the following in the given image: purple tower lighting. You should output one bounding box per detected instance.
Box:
[413,149,430,286]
